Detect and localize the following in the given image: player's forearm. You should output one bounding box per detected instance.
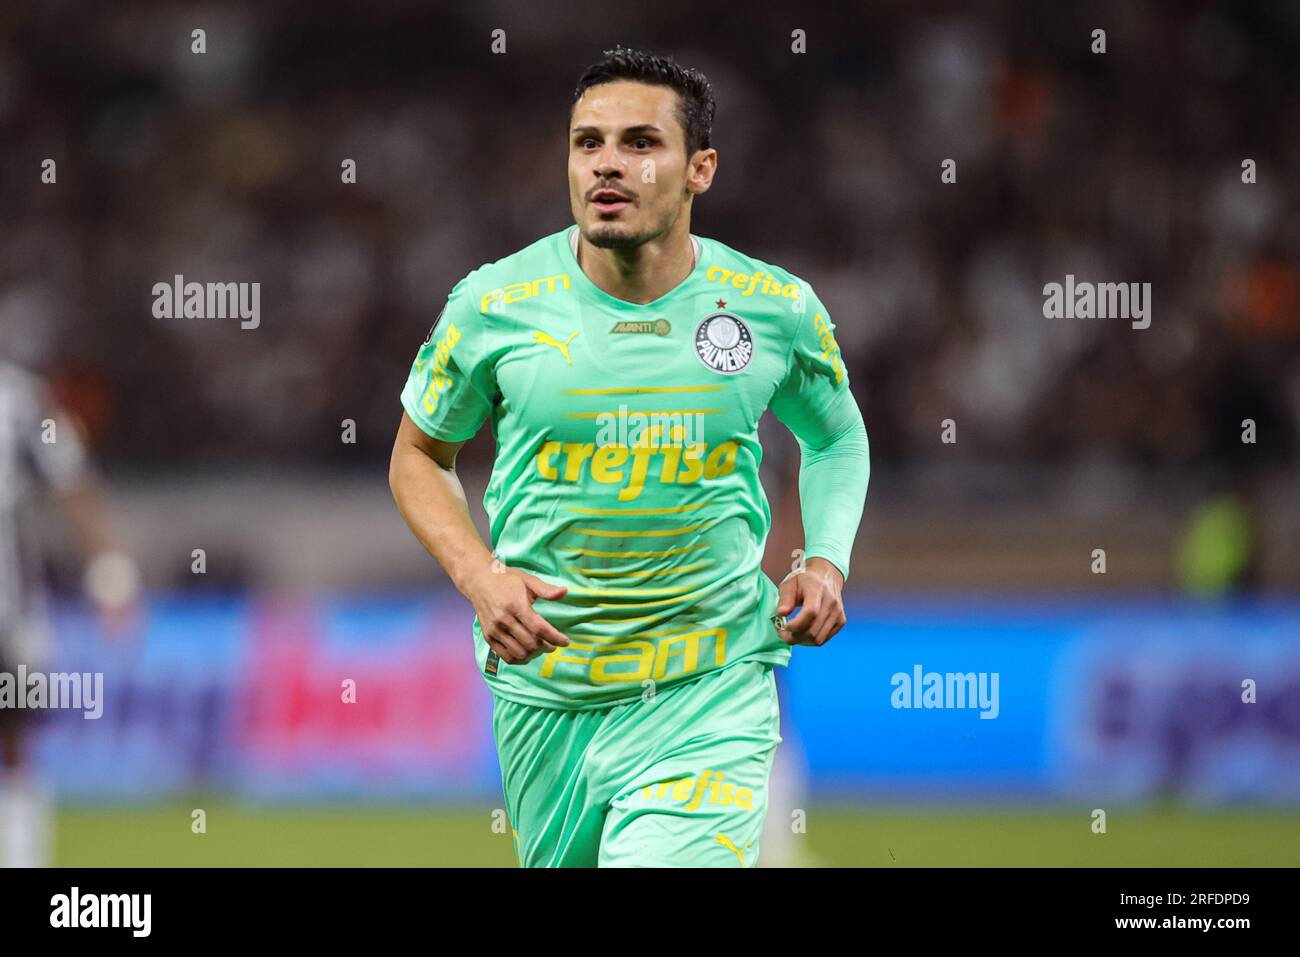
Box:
[58,480,142,613]
[796,408,870,581]
[389,444,496,597]
[58,481,115,557]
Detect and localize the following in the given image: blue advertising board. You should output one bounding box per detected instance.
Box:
[30,593,1300,805]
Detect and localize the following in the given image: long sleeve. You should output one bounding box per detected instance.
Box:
[768,285,870,580]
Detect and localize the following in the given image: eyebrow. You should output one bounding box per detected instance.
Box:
[571,124,665,137]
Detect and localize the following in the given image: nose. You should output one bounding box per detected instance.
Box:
[593,143,626,180]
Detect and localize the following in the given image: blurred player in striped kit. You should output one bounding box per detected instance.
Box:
[0,330,139,866]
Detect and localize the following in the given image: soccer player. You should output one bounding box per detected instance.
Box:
[0,358,139,867]
[389,48,869,867]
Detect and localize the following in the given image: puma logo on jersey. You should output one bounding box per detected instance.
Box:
[716,833,751,865]
[534,330,579,364]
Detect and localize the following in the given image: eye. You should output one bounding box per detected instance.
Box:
[632,138,653,149]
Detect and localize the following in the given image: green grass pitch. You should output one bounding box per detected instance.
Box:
[53,801,1300,867]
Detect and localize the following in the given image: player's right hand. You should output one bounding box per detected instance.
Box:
[466,563,570,665]
[96,598,144,643]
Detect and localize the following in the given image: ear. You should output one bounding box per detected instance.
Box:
[687,147,718,196]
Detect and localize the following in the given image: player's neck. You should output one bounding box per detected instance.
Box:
[575,220,696,305]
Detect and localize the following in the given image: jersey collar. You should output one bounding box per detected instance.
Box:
[564,225,708,311]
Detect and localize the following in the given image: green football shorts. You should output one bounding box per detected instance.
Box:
[491,659,782,867]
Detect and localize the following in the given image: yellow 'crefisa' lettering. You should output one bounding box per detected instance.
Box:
[811,312,845,385]
[636,770,755,812]
[421,322,462,415]
[533,438,739,501]
[706,266,801,300]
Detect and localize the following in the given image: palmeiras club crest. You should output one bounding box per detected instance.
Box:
[693,310,754,374]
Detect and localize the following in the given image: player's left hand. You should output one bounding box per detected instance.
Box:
[774,557,846,647]
[84,551,143,642]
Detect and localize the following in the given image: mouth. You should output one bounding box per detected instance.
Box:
[591,189,632,213]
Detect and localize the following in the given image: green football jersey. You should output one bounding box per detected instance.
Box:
[401,225,864,709]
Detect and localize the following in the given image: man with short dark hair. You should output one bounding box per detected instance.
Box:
[390,48,869,867]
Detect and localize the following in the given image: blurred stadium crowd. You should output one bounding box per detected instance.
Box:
[2,4,1299,867]
[0,1,1297,589]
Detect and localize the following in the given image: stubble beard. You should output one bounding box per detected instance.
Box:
[584,219,647,250]
[582,207,677,251]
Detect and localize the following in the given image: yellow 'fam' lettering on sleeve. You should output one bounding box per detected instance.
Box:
[481,274,571,314]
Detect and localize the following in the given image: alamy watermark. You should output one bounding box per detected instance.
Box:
[595,405,706,448]
[1042,274,1150,329]
[891,664,1000,719]
[152,274,260,329]
[50,887,150,937]
[0,666,103,719]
